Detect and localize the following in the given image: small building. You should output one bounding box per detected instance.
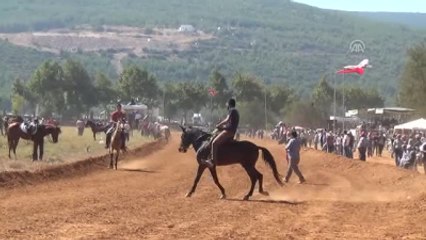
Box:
[178,25,195,33]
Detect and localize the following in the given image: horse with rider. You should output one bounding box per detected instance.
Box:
[178,98,283,200]
[105,103,127,151]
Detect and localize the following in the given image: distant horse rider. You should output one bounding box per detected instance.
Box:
[205,98,239,168]
[105,103,127,151]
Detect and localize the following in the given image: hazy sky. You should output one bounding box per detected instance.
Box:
[293,0,426,13]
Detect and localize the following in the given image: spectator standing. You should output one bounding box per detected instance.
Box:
[284,131,306,184]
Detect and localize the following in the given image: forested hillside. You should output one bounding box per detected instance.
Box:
[356,12,426,29]
[0,0,425,105]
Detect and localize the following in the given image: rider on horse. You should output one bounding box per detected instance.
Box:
[105,103,127,151]
[204,98,239,168]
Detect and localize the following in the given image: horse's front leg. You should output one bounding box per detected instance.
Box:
[208,167,226,199]
[109,151,113,169]
[186,165,206,198]
[115,151,119,170]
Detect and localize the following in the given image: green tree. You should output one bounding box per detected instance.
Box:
[63,59,97,118]
[162,83,179,121]
[11,94,24,115]
[28,61,66,117]
[344,87,384,110]
[311,76,335,121]
[209,69,232,108]
[95,72,118,112]
[232,73,264,102]
[175,82,208,121]
[267,84,293,113]
[118,66,159,107]
[286,100,324,127]
[399,42,426,115]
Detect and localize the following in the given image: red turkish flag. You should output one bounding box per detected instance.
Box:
[336,59,369,76]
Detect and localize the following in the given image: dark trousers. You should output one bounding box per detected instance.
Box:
[394,149,403,166]
[344,146,351,158]
[285,158,305,181]
[358,147,366,161]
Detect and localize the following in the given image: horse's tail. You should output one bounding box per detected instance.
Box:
[258,146,283,186]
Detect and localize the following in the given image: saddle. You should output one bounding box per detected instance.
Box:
[20,122,38,135]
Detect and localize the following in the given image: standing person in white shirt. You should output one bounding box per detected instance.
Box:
[357,131,368,161]
[343,131,351,158]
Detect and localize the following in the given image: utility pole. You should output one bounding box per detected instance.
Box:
[264,84,267,131]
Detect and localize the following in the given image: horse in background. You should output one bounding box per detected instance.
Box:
[85,120,108,140]
[4,116,24,136]
[159,125,171,142]
[109,122,124,170]
[7,123,61,161]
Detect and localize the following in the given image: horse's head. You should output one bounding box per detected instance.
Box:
[49,125,61,143]
[178,125,210,153]
[85,120,91,127]
[179,125,194,153]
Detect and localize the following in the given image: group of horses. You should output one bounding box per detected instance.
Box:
[85,119,170,169]
[3,116,61,161]
[85,119,170,142]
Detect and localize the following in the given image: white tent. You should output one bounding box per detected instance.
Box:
[121,104,148,111]
[394,118,426,131]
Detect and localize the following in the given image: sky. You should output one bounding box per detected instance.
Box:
[293,0,426,13]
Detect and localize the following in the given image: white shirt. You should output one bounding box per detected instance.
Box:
[343,134,350,147]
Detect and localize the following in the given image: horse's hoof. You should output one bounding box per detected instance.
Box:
[219,194,226,200]
[185,192,192,198]
[243,195,250,201]
[259,191,269,196]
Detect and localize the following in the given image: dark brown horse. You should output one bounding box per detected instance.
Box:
[85,120,108,140]
[7,123,61,161]
[178,126,283,200]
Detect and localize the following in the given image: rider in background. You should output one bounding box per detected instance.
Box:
[105,103,126,150]
[205,98,239,168]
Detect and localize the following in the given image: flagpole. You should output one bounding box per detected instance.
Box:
[333,73,336,134]
[342,73,345,131]
[264,87,267,132]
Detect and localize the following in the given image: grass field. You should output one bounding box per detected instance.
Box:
[0,126,151,172]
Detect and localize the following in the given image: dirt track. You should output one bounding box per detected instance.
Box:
[1,134,425,239]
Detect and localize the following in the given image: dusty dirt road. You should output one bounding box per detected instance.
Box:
[1,134,425,239]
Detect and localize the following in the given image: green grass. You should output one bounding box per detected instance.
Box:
[0,126,151,172]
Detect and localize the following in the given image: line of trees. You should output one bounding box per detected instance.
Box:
[11,59,386,129]
[398,41,426,116]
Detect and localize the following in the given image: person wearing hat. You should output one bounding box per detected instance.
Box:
[204,98,239,168]
[105,103,126,150]
[284,130,305,184]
